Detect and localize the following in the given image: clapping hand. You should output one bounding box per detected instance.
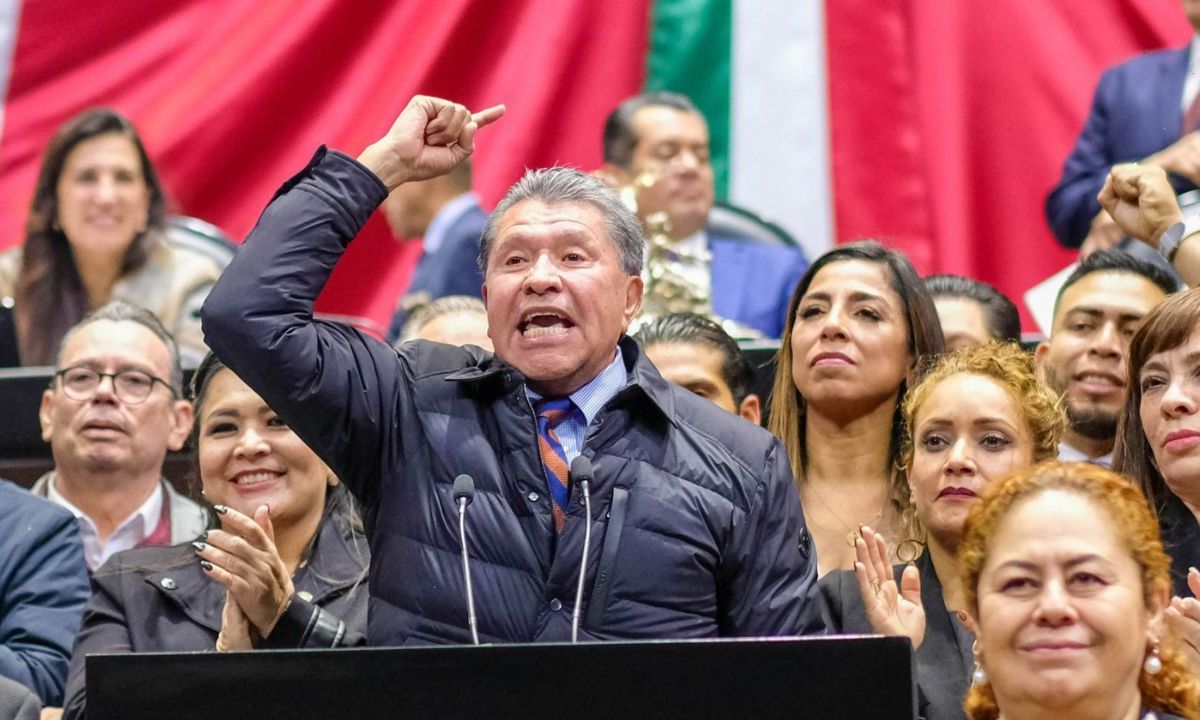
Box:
[1164,567,1200,675]
[358,95,505,191]
[854,526,927,650]
[196,504,294,641]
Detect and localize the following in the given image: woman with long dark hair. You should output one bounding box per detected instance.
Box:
[0,108,221,365]
[768,240,944,575]
[60,354,368,718]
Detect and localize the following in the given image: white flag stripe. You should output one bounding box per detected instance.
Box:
[730,0,833,259]
[0,0,20,142]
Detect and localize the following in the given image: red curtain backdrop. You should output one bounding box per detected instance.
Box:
[825,0,1192,327]
[0,0,650,333]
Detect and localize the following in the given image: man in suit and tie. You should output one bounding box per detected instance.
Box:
[1047,1,1200,257]
[599,93,808,339]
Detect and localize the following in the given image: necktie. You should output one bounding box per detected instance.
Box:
[535,397,574,533]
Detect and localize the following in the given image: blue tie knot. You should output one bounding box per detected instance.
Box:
[535,397,574,428]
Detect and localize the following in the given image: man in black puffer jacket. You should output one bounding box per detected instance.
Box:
[202,96,823,646]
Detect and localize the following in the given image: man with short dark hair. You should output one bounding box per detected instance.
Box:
[203,96,823,647]
[601,92,808,338]
[635,312,761,424]
[33,301,206,571]
[1034,251,1176,465]
[924,274,1022,351]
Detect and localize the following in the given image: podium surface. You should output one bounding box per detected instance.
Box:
[88,635,915,719]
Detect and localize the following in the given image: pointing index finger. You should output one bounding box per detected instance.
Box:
[471,104,506,129]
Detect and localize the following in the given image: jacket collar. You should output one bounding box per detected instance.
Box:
[445,335,676,425]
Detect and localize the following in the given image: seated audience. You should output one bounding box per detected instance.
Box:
[32,302,206,571]
[821,342,1064,720]
[1099,163,1200,288]
[383,161,487,340]
[0,108,222,366]
[924,275,1021,351]
[1112,287,1200,597]
[0,480,89,707]
[61,353,369,718]
[635,312,761,424]
[201,96,824,646]
[1034,251,1174,466]
[600,92,808,338]
[769,240,944,576]
[959,461,1198,720]
[395,295,492,350]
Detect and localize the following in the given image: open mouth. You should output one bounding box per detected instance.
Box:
[519,311,574,338]
[1073,371,1124,395]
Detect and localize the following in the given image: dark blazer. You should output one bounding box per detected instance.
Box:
[820,551,971,720]
[61,486,368,719]
[709,232,808,339]
[1156,490,1200,598]
[1046,46,1193,248]
[201,147,824,648]
[386,195,488,340]
[0,479,89,707]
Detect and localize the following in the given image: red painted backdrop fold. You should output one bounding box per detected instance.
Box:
[825,0,1191,327]
[0,0,650,331]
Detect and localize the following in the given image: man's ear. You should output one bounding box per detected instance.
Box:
[166,400,195,453]
[599,162,633,190]
[1034,341,1050,366]
[39,389,55,443]
[738,394,762,426]
[623,275,644,327]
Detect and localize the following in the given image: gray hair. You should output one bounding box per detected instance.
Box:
[478,167,644,276]
[56,300,184,394]
[398,295,488,343]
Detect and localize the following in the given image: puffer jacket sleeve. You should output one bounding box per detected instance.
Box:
[201,148,403,510]
[718,440,824,636]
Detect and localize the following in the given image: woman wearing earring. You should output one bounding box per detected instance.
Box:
[769,240,944,576]
[59,353,368,719]
[820,342,1065,720]
[0,108,222,366]
[958,461,1198,720]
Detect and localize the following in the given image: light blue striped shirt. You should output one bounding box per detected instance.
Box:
[526,346,627,462]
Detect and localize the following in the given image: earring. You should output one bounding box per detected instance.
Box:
[1144,641,1163,676]
[971,641,988,686]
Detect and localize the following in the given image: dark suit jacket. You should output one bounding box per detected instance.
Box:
[0,479,89,707]
[387,196,488,340]
[1157,490,1200,598]
[820,551,970,720]
[1046,46,1193,248]
[709,232,808,339]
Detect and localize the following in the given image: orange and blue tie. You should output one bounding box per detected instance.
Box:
[535,398,574,533]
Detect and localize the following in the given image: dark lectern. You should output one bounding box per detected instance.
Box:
[87,636,914,719]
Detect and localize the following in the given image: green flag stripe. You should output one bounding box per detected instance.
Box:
[644,0,731,199]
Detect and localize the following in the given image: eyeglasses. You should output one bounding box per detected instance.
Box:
[53,366,176,405]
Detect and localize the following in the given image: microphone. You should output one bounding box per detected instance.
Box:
[452,474,480,646]
[569,456,594,643]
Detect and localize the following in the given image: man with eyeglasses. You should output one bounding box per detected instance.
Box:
[30,301,205,571]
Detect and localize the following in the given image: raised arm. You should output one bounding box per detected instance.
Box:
[1098,163,1200,287]
[201,97,503,505]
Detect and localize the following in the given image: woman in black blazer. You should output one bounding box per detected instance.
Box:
[821,343,1064,720]
[61,354,369,719]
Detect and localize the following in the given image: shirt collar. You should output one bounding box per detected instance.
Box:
[525,345,628,424]
[1056,441,1113,468]
[47,472,165,541]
